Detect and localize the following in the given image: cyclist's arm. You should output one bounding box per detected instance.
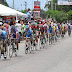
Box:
[30,30,33,37]
[35,30,37,36]
[43,30,45,35]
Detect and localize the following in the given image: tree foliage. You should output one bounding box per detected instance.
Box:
[45,0,72,12]
[67,10,72,20]
[21,10,27,13]
[0,0,9,7]
[45,10,67,22]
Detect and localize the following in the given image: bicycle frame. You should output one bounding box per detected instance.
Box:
[24,37,31,54]
[9,38,17,58]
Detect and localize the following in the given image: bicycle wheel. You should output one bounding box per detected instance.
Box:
[25,43,28,54]
[25,47,28,54]
[14,44,18,57]
[39,38,41,49]
[9,44,13,58]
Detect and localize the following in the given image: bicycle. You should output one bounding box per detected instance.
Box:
[49,33,52,45]
[39,35,45,49]
[32,34,37,50]
[68,29,71,36]
[9,38,18,58]
[0,36,8,59]
[24,37,32,54]
[45,33,48,46]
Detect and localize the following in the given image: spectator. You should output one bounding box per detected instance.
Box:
[10,18,15,26]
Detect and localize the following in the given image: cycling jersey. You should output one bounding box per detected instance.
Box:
[39,27,45,34]
[53,26,55,31]
[24,29,33,37]
[58,25,61,31]
[68,26,71,30]
[49,27,53,33]
[10,28,20,40]
[21,24,25,33]
[44,24,48,33]
[1,30,7,42]
[31,26,37,34]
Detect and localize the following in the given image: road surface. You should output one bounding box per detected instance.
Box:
[0,33,72,72]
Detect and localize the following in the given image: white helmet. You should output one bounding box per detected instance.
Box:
[0,29,2,35]
[0,22,3,26]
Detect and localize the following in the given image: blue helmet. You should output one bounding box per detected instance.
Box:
[25,25,29,29]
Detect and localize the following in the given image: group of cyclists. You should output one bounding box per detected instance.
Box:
[0,18,72,59]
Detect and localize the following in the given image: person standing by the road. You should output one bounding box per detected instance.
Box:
[10,18,15,26]
[15,20,21,43]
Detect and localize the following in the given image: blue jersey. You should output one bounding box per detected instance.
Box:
[10,28,20,39]
[68,26,71,30]
[49,27,53,33]
[24,29,33,37]
[58,25,60,30]
[45,27,48,33]
[1,31,7,41]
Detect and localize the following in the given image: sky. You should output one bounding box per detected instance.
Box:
[6,0,47,11]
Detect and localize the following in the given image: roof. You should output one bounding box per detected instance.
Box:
[0,4,27,17]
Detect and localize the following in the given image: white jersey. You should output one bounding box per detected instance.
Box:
[15,23,21,32]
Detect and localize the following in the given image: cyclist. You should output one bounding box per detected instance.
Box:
[43,23,48,41]
[38,24,45,44]
[48,24,53,35]
[57,23,61,35]
[68,24,71,36]
[0,29,7,58]
[24,25,33,36]
[31,22,38,45]
[9,25,19,50]
[24,25,33,42]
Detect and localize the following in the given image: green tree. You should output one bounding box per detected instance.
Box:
[0,0,9,7]
[45,0,72,12]
[40,9,46,19]
[45,10,67,22]
[21,10,27,13]
[67,10,72,20]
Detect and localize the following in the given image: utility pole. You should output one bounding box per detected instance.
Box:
[13,0,14,9]
[51,0,53,10]
[46,0,48,11]
[55,3,56,10]
[24,1,27,10]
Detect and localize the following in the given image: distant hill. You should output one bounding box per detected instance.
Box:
[0,0,9,6]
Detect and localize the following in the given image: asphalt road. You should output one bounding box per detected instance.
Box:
[0,33,72,72]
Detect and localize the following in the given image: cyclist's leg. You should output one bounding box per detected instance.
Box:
[16,40,18,50]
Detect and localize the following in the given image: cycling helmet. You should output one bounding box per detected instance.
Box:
[0,29,2,35]
[11,25,15,30]
[25,25,29,29]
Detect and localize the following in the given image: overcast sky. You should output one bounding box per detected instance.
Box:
[6,0,47,11]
